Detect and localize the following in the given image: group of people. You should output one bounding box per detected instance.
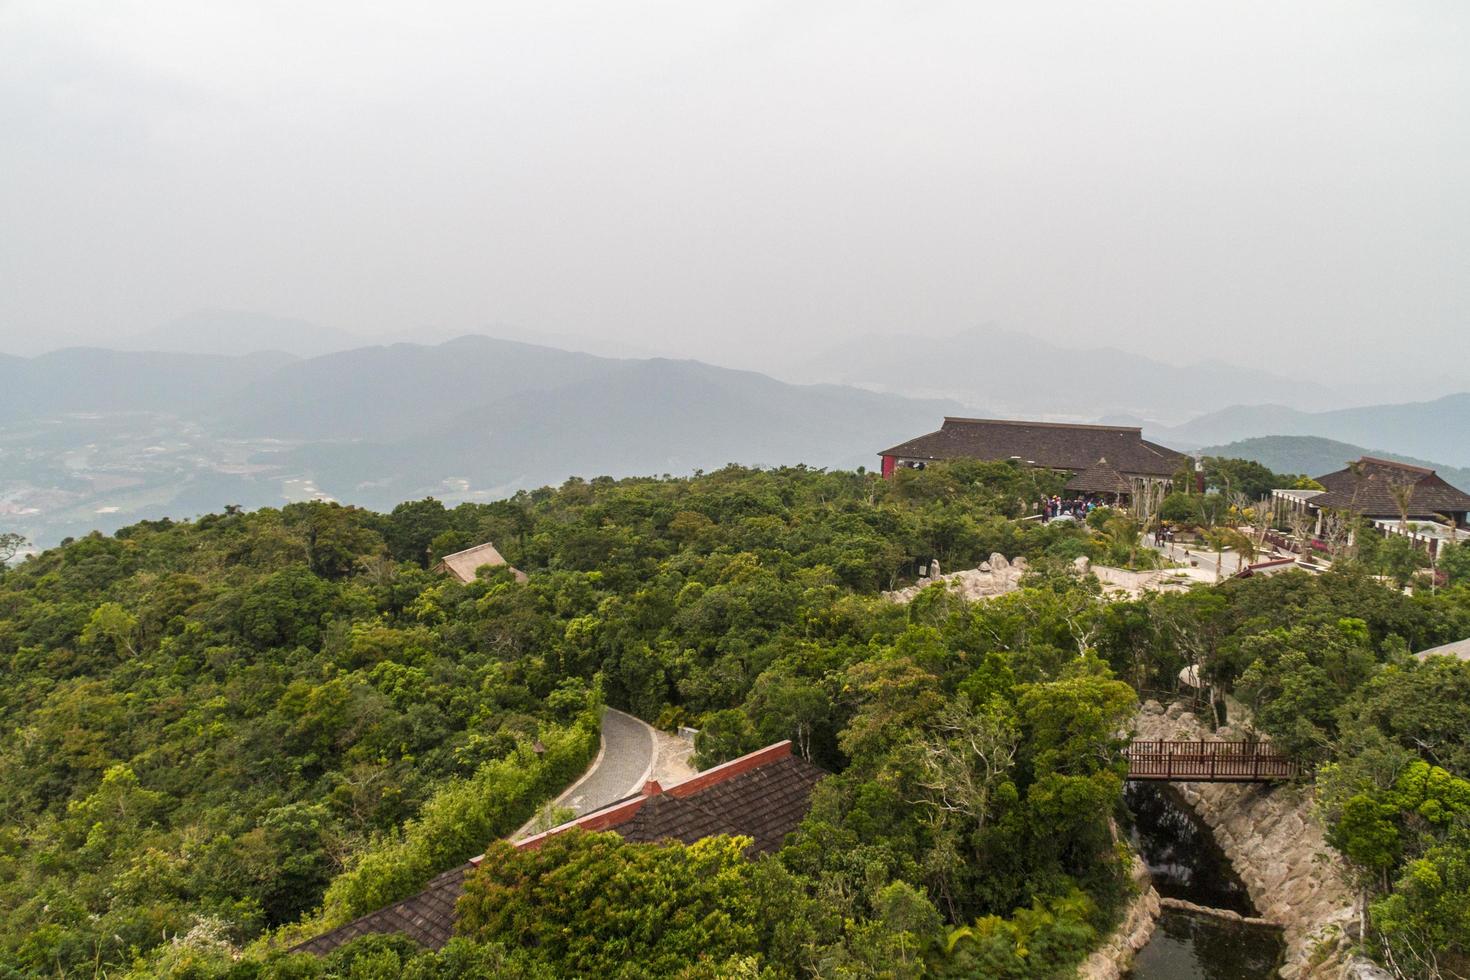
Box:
[1041,495,1104,521]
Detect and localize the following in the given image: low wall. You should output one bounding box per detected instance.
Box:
[1077,855,1161,980]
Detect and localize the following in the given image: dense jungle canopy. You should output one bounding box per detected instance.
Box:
[0,462,1467,978]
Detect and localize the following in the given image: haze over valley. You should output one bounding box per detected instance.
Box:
[7,313,1470,549]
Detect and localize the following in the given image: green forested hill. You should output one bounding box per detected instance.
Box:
[2,464,1469,979]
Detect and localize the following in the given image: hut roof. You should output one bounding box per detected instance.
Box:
[1064,457,1134,495]
[1415,638,1470,662]
[433,541,527,584]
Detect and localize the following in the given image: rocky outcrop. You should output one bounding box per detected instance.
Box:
[1134,700,1358,979]
[883,554,1030,602]
[1077,855,1161,980]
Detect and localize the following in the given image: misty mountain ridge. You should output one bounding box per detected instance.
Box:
[24,310,671,365]
[789,325,1343,423]
[1155,393,1470,468]
[118,309,365,358]
[0,336,957,547]
[0,346,295,418]
[280,356,959,504]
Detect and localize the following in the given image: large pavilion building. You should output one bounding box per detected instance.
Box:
[878,417,1189,515]
[1271,456,1470,557]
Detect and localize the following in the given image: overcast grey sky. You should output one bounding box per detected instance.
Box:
[2,1,1466,377]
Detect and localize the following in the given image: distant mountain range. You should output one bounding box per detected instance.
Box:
[1197,436,1470,494]
[276,355,957,503]
[36,309,670,364]
[0,337,959,545]
[1152,393,1470,469]
[789,325,1343,423]
[0,347,294,418]
[120,310,366,358]
[7,321,1470,547]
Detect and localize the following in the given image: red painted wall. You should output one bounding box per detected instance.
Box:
[881,454,896,479]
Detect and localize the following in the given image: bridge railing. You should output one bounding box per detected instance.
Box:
[1126,739,1298,782]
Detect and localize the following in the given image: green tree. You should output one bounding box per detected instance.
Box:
[0,531,27,564]
[1437,541,1470,586]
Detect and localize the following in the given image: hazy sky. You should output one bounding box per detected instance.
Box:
[3,1,1467,376]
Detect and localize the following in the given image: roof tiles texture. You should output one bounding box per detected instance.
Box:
[434,542,527,584]
[1312,457,1470,518]
[292,742,824,957]
[292,864,469,956]
[1064,457,1135,495]
[880,417,1185,478]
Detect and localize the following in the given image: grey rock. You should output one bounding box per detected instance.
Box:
[1343,958,1394,980]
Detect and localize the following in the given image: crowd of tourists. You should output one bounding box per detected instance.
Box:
[1042,495,1102,521]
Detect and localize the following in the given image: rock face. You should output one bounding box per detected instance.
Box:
[882,556,1031,602]
[1133,703,1358,979]
[1077,856,1161,980]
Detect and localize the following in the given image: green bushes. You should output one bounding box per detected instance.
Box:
[307,713,600,930]
[1157,492,1200,525]
[457,831,822,978]
[936,888,1100,979]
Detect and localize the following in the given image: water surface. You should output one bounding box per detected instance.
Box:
[1125,783,1285,979]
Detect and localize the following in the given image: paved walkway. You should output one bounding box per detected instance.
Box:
[513,706,698,839]
[561,707,656,816]
[1148,537,1248,582]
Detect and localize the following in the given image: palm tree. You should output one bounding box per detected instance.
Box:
[1101,512,1143,568]
[1203,527,1254,580]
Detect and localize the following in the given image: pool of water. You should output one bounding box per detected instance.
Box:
[1125,783,1285,979]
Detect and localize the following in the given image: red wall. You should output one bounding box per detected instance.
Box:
[881,454,896,479]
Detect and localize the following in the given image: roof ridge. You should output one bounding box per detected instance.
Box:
[439,541,505,560]
[943,416,1142,434]
[1357,455,1434,475]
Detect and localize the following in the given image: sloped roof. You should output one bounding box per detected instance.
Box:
[433,541,527,584]
[1415,638,1470,662]
[1064,457,1134,495]
[291,865,468,956]
[616,793,742,847]
[1311,457,1470,518]
[879,417,1185,478]
[293,741,824,956]
[519,741,825,856]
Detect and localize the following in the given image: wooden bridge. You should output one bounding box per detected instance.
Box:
[1126,740,1298,783]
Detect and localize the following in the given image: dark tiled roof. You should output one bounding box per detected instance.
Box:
[292,742,824,957]
[675,752,825,854]
[617,793,742,847]
[1064,457,1134,495]
[879,417,1185,478]
[291,864,469,956]
[1311,457,1470,518]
